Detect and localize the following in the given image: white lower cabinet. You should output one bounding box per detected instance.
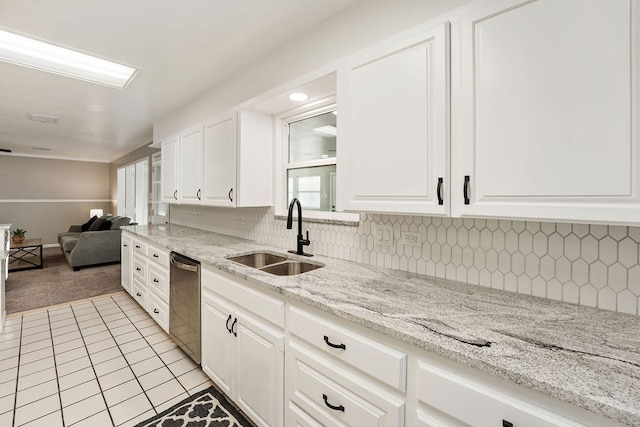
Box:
[121,232,171,333]
[285,304,406,427]
[201,267,285,427]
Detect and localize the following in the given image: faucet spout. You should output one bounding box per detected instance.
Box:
[286,198,312,257]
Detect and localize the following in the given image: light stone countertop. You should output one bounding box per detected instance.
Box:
[124,224,640,426]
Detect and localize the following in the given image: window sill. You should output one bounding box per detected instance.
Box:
[274,211,360,227]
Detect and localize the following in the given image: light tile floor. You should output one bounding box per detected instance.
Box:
[0,293,213,427]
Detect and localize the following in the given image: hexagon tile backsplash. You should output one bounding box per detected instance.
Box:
[170,205,640,316]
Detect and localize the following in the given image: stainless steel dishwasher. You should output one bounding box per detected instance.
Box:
[169,252,201,364]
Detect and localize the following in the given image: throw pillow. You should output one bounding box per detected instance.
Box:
[81,216,98,232]
[87,218,105,231]
[99,220,112,230]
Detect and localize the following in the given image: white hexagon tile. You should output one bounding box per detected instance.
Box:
[170,205,640,316]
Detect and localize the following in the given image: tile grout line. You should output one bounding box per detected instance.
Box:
[47,308,67,427]
[91,296,156,426]
[68,298,117,427]
[11,316,23,427]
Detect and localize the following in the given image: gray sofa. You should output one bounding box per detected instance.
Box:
[58,215,132,270]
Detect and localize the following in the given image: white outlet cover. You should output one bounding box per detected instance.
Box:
[400,231,422,247]
[375,224,394,247]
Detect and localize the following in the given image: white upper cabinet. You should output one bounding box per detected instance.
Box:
[160,134,179,203]
[178,125,204,204]
[160,110,273,208]
[202,110,273,208]
[339,22,449,216]
[451,0,640,224]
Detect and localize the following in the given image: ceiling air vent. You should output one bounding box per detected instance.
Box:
[27,113,58,124]
[32,146,51,151]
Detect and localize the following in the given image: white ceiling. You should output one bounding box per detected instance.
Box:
[0,0,359,163]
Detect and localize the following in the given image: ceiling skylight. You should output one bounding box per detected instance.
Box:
[0,29,137,88]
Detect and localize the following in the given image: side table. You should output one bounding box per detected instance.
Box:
[9,238,43,272]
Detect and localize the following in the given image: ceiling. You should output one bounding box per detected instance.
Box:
[0,0,359,163]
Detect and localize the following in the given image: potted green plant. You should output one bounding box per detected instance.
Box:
[11,228,26,244]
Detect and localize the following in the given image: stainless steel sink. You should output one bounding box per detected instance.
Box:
[227,251,323,276]
[227,252,287,268]
[259,260,323,276]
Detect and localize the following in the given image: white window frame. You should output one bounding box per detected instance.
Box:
[274,98,359,222]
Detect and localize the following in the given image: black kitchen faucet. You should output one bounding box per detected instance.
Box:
[286,198,312,257]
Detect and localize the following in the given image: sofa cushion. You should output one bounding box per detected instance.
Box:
[110,216,131,230]
[81,216,98,232]
[61,236,80,252]
[87,218,106,231]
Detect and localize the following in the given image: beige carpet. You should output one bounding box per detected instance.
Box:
[5,247,123,314]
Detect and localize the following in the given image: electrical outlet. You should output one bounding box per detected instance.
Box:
[399,231,422,247]
[375,224,393,247]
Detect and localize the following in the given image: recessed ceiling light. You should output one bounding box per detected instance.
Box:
[27,112,58,124]
[0,28,137,89]
[289,92,309,101]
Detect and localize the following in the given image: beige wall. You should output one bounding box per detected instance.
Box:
[0,155,111,245]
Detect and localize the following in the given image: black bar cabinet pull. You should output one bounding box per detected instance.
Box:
[136,292,142,297]
[135,245,140,249]
[231,318,238,337]
[324,335,346,350]
[322,394,345,412]
[437,177,444,205]
[136,267,141,271]
[173,190,178,200]
[463,175,470,205]
[197,189,201,200]
[502,421,513,427]
[153,253,159,258]
[153,309,159,314]
[153,278,159,283]
[225,314,232,333]
[228,188,233,202]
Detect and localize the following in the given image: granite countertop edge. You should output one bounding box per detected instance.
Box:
[124,224,640,426]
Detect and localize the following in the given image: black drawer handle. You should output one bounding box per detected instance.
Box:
[197,189,201,200]
[136,267,141,271]
[437,177,443,205]
[135,245,141,249]
[503,421,513,427]
[136,292,142,297]
[173,190,177,200]
[324,336,346,350]
[123,244,128,247]
[153,253,159,258]
[231,318,238,337]
[463,175,470,205]
[153,308,159,314]
[225,314,232,332]
[322,394,344,412]
[228,188,233,202]
[153,278,159,283]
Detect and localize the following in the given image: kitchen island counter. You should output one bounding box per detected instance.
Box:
[123,224,640,426]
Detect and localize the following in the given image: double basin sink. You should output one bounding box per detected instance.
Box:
[227,251,323,276]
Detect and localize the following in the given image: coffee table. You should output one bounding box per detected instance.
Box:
[9,238,43,272]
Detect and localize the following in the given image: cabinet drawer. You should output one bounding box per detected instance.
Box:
[147,291,169,333]
[132,278,147,309]
[147,244,169,268]
[288,305,407,392]
[132,239,148,256]
[288,339,404,427]
[133,254,147,282]
[417,361,581,427]
[148,263,169,302]
[202,267,284,328]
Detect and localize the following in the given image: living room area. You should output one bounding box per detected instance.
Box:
[0,146,161,316]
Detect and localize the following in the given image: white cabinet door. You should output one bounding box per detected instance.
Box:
[201,289,235,397]
[339,22,449,215]
[452,0,640,224]
[161,134,179,203]
[178,125,204,204]
[202,114,236,207]
[121,233,132,293]
[236,311,284,427]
